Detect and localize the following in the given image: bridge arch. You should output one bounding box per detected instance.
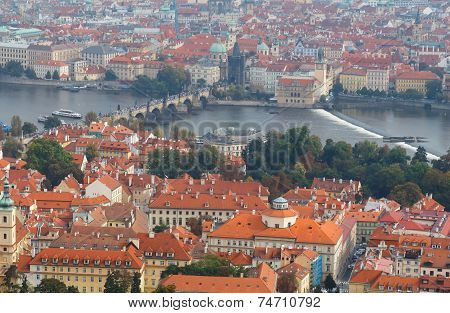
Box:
[167,103,177,113]
[183,98,193,113]
[151,108,161,120]
[135,112,145,119]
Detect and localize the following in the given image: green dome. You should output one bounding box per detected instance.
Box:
[0,180,14,210]
[210,40,227,54]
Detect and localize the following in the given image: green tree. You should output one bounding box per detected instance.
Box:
[432,148,450,172]
[25,138,82,186]
[45,71,52,80]
[10,115,22,137]
[24,68,37,79]
[104,270,132,293]
[1,265,19,292]
[161,254,247,279]
[52,70,60,80]
[276,273,298,293]
[85,144,99,162]
[332,82,343,95]
[388,182,423,207]
[105,69,118,81]
[412,146,428,163]
[22,122,38,136]
[131,272,141,293]
[4,61,24,77]
[35,278,68,293]
[19,276,29,293]
[425,80,442,100]
[2,137,23,158]
[156,65,191,95]
[153,223,169,233]
[324,274,337,292]
[67,286,79,293]
[84,111,99,126]
[44,116,62,129]
[197,78,206,87]
[154,284,176,293]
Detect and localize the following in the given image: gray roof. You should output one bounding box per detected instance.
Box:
[81,45,117,55]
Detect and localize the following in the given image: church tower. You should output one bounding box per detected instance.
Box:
[0,180,19,270]
[314,47,328,95]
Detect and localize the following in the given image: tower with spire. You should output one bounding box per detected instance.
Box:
[0,180,20,270]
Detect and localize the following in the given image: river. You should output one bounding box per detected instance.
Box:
[0,83,448,157]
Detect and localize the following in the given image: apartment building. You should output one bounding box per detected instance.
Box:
[27,247,144,293]
[395,71,440,95]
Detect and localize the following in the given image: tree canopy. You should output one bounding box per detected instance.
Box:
[25,138,83,186]
[104,270,132,293]
[161,254,247,279]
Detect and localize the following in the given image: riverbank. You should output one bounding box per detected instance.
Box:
[209,99,275,107]
[0,76,125,89]
[335,94,450,111]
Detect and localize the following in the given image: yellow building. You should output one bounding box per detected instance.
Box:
[339,68,367,93]
[395,71,440,95]
[138,232,192,292]
[27,247,144,293]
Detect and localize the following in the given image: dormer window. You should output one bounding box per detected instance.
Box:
[145,252,152,257]
[41,258,48,263]
[52,258,58,264]
[115,260,121,266]
[167,253,174,258]
[73,259,79,265]
[105,260,111,266]
[125,261,131,267]
[165,201,170,207]
[155,252,162,257]
[94,259,100,266]
[378,285,384,291]
[84,259,90,265]
[63,258,69,264]
[204,202,209,208]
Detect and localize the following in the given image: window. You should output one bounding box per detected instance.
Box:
[3,216,6,223]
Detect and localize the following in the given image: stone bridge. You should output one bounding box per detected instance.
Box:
[105,88,211,121]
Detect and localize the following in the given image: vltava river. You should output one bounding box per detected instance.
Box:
[0,83,448,157]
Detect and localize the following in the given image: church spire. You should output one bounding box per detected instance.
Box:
[0,179,15,211]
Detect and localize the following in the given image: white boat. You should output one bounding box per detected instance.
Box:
[37,115,49,123]
[52,109,82,119]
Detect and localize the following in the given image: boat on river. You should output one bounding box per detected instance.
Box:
[52,109,82,119]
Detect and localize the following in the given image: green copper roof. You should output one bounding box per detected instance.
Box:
[0,180,15,210]
[210,39,227,53]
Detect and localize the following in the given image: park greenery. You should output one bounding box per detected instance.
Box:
[25,138,83,187]
[161,254,247,279]
[243,126,450,209]
[104,270,134,293]
[212,84,274,101]
[44,116,62,129]
[132,65,191,98]
[2,137,23,159]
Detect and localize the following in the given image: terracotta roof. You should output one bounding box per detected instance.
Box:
[138,232,192,261]
[30,247,143,269]
[396,71,440,80]
[160,262,276,293]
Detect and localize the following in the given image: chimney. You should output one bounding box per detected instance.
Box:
[174,232,179,240]
[128,175,132,187]
[149,231,155,238]
[204,243,208,253]
[333,178,335,182]
[151,175,155,185]
[339,179,342,184]
[252,209,255,215]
